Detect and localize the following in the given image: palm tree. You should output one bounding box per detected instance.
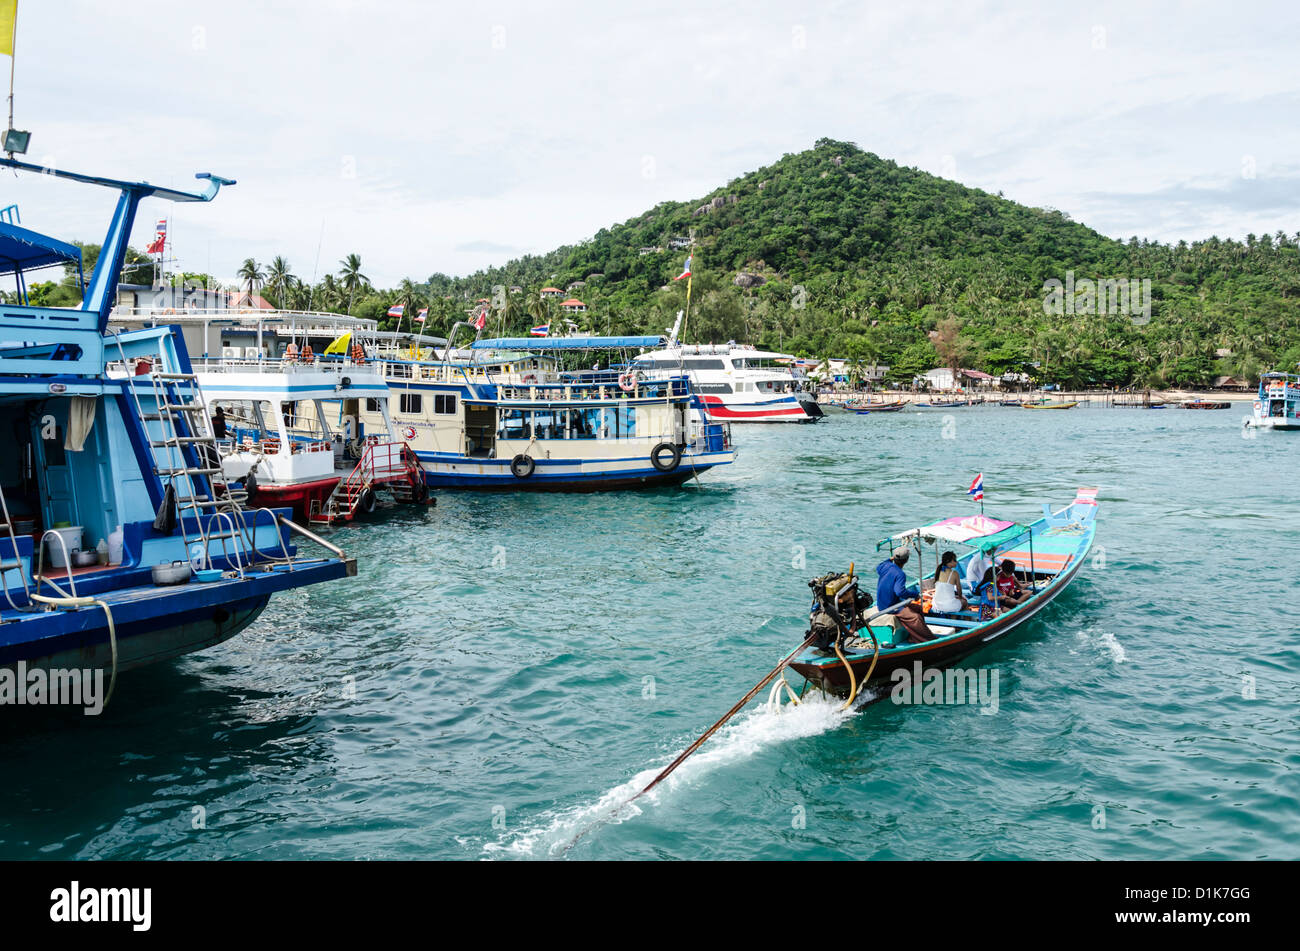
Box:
[391,278,423,333]
[338,253,369,315]
[237,258,264,299]
[264,256,295,309]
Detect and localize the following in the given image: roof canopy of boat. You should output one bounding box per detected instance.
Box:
[641,342,797,359]
[0,221,82,276]
[471,335,665,351]
[878,514,1031,553]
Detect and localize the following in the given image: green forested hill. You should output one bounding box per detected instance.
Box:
[422,138,1299,387]
[30,138,1296,387]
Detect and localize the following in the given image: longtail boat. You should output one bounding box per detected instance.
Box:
[1180,400,1230,410]
[850,400,907,414]
[787,488,1099,698]
[1021,401,1078,410]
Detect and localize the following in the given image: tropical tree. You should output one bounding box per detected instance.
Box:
[237,258,264,298]
[265,256,296,308]
[338,253,369,315]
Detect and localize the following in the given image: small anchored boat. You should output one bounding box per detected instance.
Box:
[1180,400,1230,410]
[1020,401,1078,410]
[1245,369,1300,430]
[850,400,907,414]
[785,489,1099,699]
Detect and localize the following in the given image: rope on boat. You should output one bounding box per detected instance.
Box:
[30,585,119,709]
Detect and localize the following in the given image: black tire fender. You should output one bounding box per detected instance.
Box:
[358,486,377,514]
[510,454,536,478]
[650,442,682,472]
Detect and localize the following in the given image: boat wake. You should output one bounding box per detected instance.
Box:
[482,689,878,859]
[1077,626,1127,664]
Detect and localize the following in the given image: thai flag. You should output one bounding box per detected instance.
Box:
[155,218,167,236]
[416,308,427,323]
[673,254,692,281]
[387,305,404,318]
[530,324,550,337]
[968,473,984,502]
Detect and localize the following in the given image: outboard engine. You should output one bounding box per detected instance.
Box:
[807,572,872,650]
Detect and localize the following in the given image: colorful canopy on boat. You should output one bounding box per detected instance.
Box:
[881,514,1029,552]
[471,335,665,351]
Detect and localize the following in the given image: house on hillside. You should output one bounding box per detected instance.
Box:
[560,298,587,314]
[540,287,564,299]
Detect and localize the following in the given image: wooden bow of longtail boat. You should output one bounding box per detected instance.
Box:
[789,490,1099,695]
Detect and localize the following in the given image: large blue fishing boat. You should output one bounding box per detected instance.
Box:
[361,329,736,490]
[0,157,355,703]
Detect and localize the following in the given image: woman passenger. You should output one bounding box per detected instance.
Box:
[930,550,969,613]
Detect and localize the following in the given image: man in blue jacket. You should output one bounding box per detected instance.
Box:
[876,549,920,611]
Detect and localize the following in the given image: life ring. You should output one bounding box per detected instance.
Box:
[400,426,417,441]
[618,371,638,393]
[650,442,682,472]
[520,372,538,384]
[510,453,535,478]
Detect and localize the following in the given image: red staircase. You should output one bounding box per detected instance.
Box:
[309,439,429,525]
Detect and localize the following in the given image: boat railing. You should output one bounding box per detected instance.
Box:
[494,378,689,403]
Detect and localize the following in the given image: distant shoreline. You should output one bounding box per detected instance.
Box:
[829,388,1256,403]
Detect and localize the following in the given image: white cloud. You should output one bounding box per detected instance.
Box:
[3,0,1297,288]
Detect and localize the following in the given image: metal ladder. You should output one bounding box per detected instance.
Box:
[0,483,33,612]
[113,346,250,571]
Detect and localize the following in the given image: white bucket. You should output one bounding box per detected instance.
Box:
[43,526,84,569]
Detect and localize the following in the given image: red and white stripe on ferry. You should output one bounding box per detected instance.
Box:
[699,396,808,419]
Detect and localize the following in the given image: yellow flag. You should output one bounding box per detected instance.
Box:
[323,331,352,356]
[0,1,16,58]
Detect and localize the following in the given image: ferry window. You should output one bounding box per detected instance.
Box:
[696,383,733,394]
[616,406,637,438]
[533,411,563,440]
[572,407,602,439]
[365,398,381,413]
[685,359,726,370]
[498,409,529,439]
[399,393,422,414]
[434,394,457,415]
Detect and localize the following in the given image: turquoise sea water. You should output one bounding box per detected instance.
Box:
[2,405,1297,860]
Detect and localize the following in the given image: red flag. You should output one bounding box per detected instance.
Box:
[146,235,166,255]
[473,308,487,331]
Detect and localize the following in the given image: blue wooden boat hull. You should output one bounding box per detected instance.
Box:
[0,558,350,672]
[414,449,734,490]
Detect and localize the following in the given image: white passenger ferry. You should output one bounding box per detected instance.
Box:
[630,320,822,423]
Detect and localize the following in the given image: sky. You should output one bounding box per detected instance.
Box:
[4,0,1298,289]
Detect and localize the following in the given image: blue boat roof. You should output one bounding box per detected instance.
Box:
[471,335,664,351]
[0,221,82,276]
